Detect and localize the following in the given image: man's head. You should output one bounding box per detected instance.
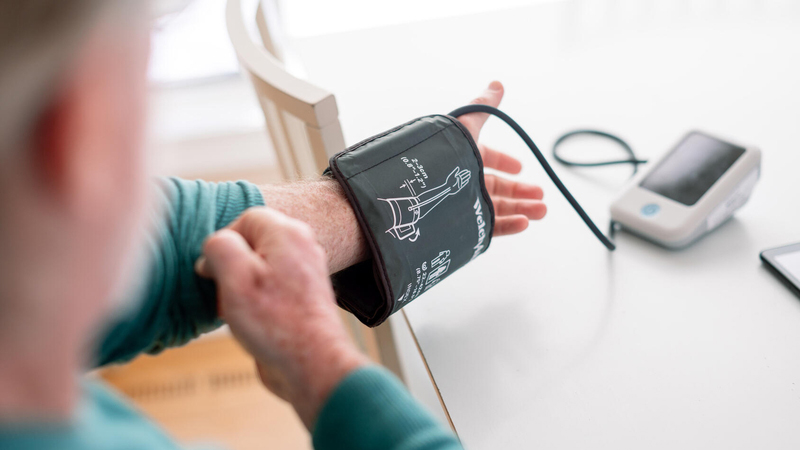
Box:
[0,1,150,366]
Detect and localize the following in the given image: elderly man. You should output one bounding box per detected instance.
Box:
[0,1,546,449]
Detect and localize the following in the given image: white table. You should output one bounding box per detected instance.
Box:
[292,2,800,448]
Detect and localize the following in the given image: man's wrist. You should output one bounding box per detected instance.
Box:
[285,337,370,429]
[259,179,369,274]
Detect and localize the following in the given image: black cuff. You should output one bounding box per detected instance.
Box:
[325,115,494,327]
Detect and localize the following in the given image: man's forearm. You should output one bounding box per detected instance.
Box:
[259,179,369,274]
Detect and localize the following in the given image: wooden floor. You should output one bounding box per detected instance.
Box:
[100,331,311,450]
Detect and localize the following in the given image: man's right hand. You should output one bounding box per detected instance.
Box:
[195,207,369,429]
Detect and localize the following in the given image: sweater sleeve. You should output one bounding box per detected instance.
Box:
[313,366,463,450]
[95,177,265,366]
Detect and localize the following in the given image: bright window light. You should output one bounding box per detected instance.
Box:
[148,0,557,85]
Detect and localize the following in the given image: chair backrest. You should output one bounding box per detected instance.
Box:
[226,0,345,180]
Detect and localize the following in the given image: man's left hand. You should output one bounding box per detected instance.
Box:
[457,81,547,236]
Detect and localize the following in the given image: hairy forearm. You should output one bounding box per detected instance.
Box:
[259,179,369,274]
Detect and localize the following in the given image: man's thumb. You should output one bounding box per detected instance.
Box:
[460,81,504,139]
[195,229,257,282]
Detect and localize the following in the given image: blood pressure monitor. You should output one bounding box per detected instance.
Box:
[610,131,761,248]
[323,104,762,325]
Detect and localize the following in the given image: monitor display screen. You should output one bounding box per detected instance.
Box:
[640,132,745,206]
[775,251,800,281]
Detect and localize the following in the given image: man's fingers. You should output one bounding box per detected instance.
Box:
[230,207,296,252]
[480,144,522,174]
[458,81,504,139]
[492,198,547,220]
[485,174,544,200]
[494,215,530,236]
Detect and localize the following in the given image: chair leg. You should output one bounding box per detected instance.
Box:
[373,319,404,382]
[338,310,405,384]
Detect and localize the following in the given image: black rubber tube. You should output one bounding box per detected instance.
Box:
[552,129,647,175]
[448,104,616,251]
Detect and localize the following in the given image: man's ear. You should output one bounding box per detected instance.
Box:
[32,87,73,205]
[29,34,141,223]
[30,72,104,220]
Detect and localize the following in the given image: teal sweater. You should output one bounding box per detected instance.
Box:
[0,178,462,450]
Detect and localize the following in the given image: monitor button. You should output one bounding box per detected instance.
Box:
[641,203,660,217]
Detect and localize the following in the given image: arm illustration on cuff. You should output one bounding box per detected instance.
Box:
[380,166,472,242]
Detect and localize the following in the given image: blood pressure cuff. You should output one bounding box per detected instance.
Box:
[324,115,495,327]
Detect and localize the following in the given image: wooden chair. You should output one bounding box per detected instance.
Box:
[226,0,343,179]
[226,0,404,381]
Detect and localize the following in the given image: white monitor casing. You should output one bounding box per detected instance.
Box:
[609,132,761,249]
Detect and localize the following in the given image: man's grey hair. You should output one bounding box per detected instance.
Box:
[0,1,133,154]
